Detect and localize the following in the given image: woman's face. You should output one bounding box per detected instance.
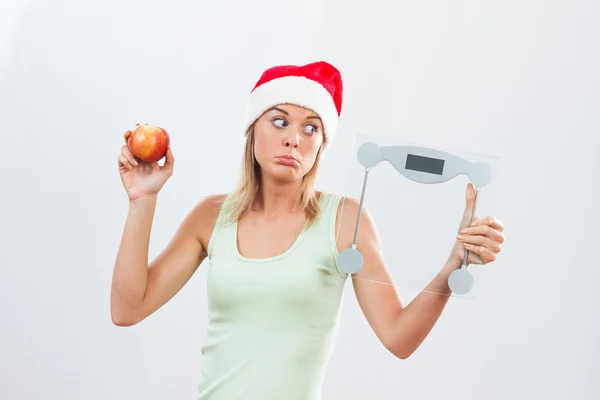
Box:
[253,103,324,183]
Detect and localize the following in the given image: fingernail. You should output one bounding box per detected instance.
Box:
[457,235,464,240]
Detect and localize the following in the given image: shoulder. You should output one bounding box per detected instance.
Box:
[188,193,229,249]
[334,195,379,251]
[313,191,361,223]
[195,193,229,219]
[336,195,362,222]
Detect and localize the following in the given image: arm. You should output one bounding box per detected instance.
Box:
[336,197,459,359]
[110,193,225,326]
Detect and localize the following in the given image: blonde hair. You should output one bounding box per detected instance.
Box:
[223,124,324,227]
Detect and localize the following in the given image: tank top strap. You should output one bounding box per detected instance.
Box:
[319,191,342,230]
[207,194,234,260]
[312,191,345,277]
[328,192,344,272]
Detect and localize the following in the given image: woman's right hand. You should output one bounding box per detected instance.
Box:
[118,126,175,202]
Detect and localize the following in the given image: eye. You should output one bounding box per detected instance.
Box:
[272,117,288,128]
[303,124,318,135]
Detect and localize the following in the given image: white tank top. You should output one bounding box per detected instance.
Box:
[196,192,347,400]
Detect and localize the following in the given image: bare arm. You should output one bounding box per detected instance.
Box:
[336,197,458,359]
[110,194,225,326]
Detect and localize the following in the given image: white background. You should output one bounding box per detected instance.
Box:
[1,0,598,399]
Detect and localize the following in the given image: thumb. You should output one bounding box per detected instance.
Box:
[459,183,477,230]
[162,147,175,169]
[465,182,476,207]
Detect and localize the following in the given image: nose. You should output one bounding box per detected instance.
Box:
[284,130,300,148]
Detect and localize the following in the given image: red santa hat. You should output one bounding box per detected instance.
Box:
[244,61,343,148]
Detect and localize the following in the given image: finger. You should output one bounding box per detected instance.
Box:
[124,123,141,142]
[458,211,479,233]
[456,233,502,253]
[162,147,175,169]
[121,144,139,167]
[465,183,476,201]
[471,215,504,231]
[118,154,133,170]
[468,212,480,225]
[459,224,504,243]
[466,250,483,265]
[463,210,479,222]
[463,243,496,264]
[462,183,476,211]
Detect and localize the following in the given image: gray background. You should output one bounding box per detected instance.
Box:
[1,0,598,399]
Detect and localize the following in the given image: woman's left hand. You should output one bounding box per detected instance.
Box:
[451,183,505,266]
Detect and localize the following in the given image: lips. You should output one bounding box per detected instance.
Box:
[275,155,298,166]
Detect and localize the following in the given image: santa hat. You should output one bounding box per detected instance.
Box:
[244,61,343,148]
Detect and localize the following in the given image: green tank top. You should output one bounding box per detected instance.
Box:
[197,192,347,400]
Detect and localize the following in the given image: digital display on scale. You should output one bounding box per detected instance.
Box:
[405,154,445,175]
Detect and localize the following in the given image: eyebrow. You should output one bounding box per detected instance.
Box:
[269,106,321,121]
[269,106,289,115]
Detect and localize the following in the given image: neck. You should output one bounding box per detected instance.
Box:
[253,176,304,214]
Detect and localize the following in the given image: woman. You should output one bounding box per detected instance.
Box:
[111,61,505,399]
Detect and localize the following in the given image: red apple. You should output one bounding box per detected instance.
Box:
[127,123,170,163]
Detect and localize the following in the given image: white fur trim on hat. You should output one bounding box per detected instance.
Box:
[244,76,339,147]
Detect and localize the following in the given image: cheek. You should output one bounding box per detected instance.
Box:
[301,141,322,167]
[253,130,276,161]
[305,135,323,155]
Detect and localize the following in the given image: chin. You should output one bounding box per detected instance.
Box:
[268,164,303,183]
